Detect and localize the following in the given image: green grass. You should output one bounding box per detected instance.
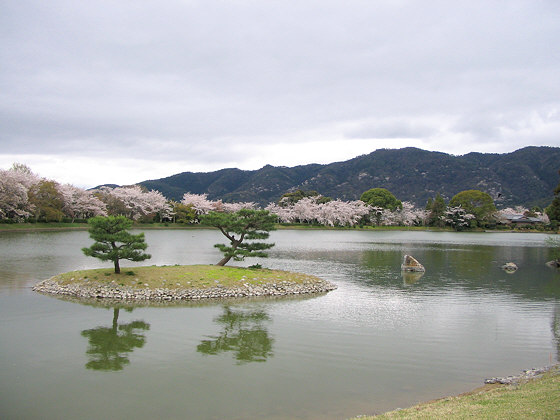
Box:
[2,222,556,234]
[0,222,90,231]
[355,368,560,419]
[52,264,323,289]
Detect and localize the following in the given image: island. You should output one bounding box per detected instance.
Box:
[32,265,337,301]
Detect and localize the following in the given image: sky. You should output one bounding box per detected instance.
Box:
[1,0,559,189]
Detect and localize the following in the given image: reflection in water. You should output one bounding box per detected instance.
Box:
[356,244,560,300]
[81,307,150,371]
[197,306,273,364]
[402,271,424,285]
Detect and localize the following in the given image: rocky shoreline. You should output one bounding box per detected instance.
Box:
[32,277,338,302]
[484,365,559,385]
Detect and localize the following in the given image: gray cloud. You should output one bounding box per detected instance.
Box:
[1,0,559,186]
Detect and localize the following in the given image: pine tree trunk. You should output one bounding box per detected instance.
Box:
[216,256,232,266]
[114,259,121,274]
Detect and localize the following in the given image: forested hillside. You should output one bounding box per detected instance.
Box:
[139,146,560,208]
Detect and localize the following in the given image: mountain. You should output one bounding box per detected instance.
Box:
[139,146,560,208]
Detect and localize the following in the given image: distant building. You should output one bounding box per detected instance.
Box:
[501,214,544,226]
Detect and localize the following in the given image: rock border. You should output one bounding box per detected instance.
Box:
[484,365,559,385]
[32,276,338,302]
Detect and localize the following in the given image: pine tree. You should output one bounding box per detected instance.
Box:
[546,170,560,227]
[82,216,151,273]
[201,209,276,266]
[427,193,446,227]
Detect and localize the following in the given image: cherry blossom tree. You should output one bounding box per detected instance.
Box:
[265,202,297,223]
[7,163,41,188]
[181,193,216,216]
[266,196,370,227]
[315,199,370,227]
[443,206,475,231]
[98,186,171,221]
[381,202,428,226]
[0,164,42,222]
[0,171,34,221]
[181,193,255,217]
[59,184,107,222]
[222,201,256,212]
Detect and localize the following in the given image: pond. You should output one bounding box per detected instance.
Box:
[0,229,559,419]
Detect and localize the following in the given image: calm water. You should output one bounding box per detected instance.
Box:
[0,229,559,419]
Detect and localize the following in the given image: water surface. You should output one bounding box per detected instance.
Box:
[0,229,558,419]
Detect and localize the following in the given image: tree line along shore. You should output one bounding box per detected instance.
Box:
[2,163,560,231]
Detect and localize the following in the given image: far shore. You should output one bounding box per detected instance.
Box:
[1,221,555,234]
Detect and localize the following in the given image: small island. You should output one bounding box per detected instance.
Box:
[33,212,335,302]
[32,265,337,301]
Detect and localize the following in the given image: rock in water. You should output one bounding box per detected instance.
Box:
[501,262,518,272]
[545,260,560,268]
[401,255,425,272]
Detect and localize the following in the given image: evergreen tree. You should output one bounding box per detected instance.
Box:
[28,180,65,222]
[82,216,151,274]
[360,188,402,211]
[546,170,560,227]
[449,190,496,226]
[201,209,276,266]
[426,193,446,227]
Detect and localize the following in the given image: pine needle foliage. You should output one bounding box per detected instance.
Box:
[201,209,276,266]
[82,215,151,273]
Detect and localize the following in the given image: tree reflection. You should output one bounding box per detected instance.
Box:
[81,307,150,371]
[197,306,273,364]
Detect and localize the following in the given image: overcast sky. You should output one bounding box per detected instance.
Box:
[1,1,559,188]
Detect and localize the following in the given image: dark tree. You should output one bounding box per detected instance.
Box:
[546,170,560,226]
[82,215,151,274]
[28,180,65,222]
[278,189,331,206]
[426,193,446,227]
[360,188,402,211]
[201,209,276,266]
[449,189,496,226]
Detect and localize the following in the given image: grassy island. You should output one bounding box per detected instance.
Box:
[32,265,337,301]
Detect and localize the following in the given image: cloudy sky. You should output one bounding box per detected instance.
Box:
[1,1,559,188]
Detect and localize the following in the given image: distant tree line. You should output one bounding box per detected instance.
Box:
[1,163,559,231]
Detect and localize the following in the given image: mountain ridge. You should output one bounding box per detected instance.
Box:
[138,146,560,208]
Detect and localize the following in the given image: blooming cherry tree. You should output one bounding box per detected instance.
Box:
[182,193,255,216]
[0,171,34,221]
[266,196,370,227]
[98,186,171,220]
[181,193,216,215]
[59,184,107,222]
[443,206,475,231]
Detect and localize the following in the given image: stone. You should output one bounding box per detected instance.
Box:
[501,262,518,272]
[32,275,338,302]
[545,260,560,268]
[401,255,425,272]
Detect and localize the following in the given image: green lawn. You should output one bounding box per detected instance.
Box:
[355,368,560,419]
[52,264,323,289]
